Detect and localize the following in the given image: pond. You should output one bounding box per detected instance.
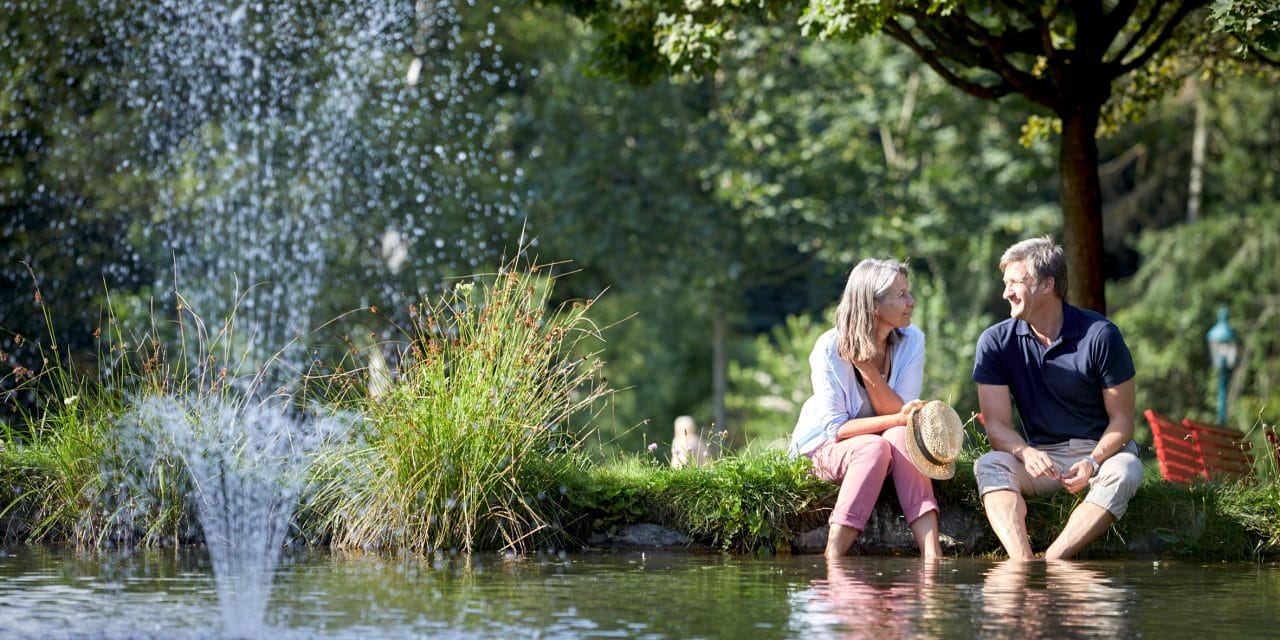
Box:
[1,546,1277,639]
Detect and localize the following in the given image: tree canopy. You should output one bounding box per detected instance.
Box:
[543,0,1278,313]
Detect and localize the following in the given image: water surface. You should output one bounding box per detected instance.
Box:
[1,546,1276,639]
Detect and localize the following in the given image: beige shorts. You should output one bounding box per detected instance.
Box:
[974,439,1143,518]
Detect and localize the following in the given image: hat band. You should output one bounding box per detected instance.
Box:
[913,424,944,466]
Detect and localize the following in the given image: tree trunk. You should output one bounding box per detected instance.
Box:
[1188,80,1207,223]
[1058,101,1107,314]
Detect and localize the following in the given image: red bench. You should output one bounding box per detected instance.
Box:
[1144,409,1271,484]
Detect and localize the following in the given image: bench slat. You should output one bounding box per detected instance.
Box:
[1146,410,1204,484]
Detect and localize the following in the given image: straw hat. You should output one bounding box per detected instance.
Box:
[905,400,965,480]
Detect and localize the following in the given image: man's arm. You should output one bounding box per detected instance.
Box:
[1060,378,1136,493]
[978,383,1059,480]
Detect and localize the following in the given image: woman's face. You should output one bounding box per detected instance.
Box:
[874,273,915,329]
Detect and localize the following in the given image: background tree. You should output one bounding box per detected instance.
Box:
[542,0,1269,313]
[511,9,1060,449]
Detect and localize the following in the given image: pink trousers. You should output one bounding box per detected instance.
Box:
[808,426,938,531]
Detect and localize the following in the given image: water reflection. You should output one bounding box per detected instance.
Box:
[980,560,1135,639]
[3,548,1277,639]
[792,559,948,639]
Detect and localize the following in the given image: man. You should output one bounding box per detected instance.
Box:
[972,236,1143,560]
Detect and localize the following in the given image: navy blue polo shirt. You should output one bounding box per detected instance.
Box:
[972,302,1135,445]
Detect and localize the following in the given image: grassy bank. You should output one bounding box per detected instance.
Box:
[566,453,1280,561]
[4,438,1279,560]
[2,262,1278,560]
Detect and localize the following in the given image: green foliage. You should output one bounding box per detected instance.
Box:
[1112,203,1280,431]
[1,1,160,382]
[728,313,826,443]
[588,449,834,553]
[311,259,611,553]
[572,290,713,455]
[1212,0,1280,54]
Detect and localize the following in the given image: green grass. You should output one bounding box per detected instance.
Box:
[569,450,833,553]
[0,280,289,548]
[3,268,1278,560]
[308,260,612,554]
[561,449,1280,561]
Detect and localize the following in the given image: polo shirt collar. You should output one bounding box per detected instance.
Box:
[1014,301,1084,342]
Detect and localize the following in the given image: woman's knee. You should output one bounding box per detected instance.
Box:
[882,425,908,447]
[857,437,893,474]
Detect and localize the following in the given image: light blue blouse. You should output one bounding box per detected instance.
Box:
[788,324,925,457]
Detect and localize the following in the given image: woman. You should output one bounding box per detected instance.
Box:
[789,258,942,560]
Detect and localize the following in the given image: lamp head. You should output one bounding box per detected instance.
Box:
[1206,306,1239,370]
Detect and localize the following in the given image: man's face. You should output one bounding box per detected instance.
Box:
[1001,261,1047,320]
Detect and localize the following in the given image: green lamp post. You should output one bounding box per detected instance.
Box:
[1205,306,1239,425]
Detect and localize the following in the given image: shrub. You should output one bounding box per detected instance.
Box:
[311,259,611,554]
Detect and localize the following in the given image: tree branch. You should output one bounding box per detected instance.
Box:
[882,18,1012,101]
[1115,0,1209,75]
[902,7,1056,109]
[1110,0,1173,65]
[1097,0,1141,50]
[1247,44,1280,69]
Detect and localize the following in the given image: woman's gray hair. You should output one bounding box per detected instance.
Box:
[834,258,909,363]
[999,235,1068,299]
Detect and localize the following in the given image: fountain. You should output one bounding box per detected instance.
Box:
[9,0,527,636]
[109,0,525,367]
[120,391,350,639]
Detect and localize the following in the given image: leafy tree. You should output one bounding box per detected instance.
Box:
[1,1,164,427]
[1111,72,1280,433]
[1,0,529,363]
[512,7,1067,446]
[542,0,1279,313]
[1212,0,1280,62]
[1113,203,1280,433]
[511,12,843,447]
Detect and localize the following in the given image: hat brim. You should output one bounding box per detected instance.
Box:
[905,402,962,480]
[905,439,956,480]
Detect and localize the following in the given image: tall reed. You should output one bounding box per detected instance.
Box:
[311,259,611,554]
[0,280,196,546]
[0,274,324,547]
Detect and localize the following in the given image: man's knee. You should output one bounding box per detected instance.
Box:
[1088,451,1143,518]
[975,451,1021,497]
[1098,451,1143,491]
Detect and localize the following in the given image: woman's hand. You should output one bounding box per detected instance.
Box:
[851,356,885,378]
[897,399,926,426]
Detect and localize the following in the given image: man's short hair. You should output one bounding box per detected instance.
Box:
[999,235,1068,299]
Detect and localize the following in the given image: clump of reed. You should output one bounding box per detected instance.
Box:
[310,259,611,554]
[0,273,344,548]
[0,282,197,547]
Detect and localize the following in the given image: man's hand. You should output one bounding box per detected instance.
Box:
[1020,447,1060,481]
[1058,460,1093,494]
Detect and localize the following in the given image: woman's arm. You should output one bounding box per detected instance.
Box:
[834,400,923,440]
[854,329,925,416]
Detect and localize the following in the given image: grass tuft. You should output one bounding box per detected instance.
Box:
[310,258,611,554]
